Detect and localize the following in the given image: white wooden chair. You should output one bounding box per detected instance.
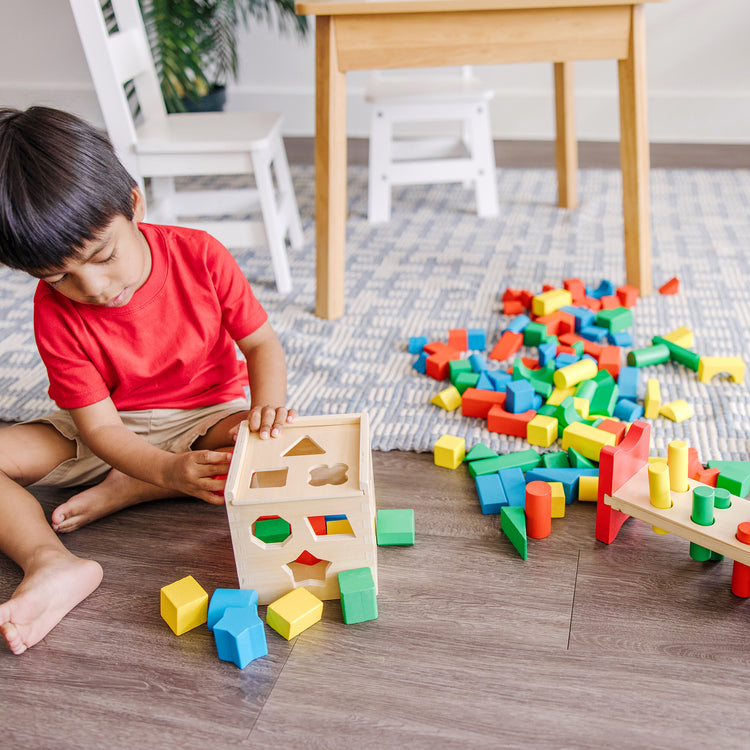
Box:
[365,67,499,224]
[68,0,303,294]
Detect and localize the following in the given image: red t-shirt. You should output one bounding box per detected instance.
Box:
[34,223,268,411]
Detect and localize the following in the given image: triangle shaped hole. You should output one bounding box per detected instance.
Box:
[283,435,325,457]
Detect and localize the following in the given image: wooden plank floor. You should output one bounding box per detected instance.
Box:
[3,450,750,749]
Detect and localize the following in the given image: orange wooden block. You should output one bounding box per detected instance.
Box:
[462,388,507,418]
[489,331,523,362]
[534,310,576,337]
[448,328,468,351]
[659,277,680,295]
[525,481,552,539]
[599,295,620,309]
[687,447,703,479]
[503,300,525,315]
[580,297,602,312]
[597,346,622,379]
[487,403,536,437]
[425,345,461,380]
[597,419,626,444]
[694,467,719,486]
[563,278,586,303]
[616,285,639,307]
[558,333,603,358]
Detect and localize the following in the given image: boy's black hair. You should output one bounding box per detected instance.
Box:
[0,106,138,273]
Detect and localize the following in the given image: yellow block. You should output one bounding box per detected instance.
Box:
[327,519,353,535]
[266,587,323,640]
[561,421,617,462]
[660,400,693,422]
[667,440,689,493]
[547,386,576,406]
[698,356,746,384]
[431,385,462,411]
[554,357,598,389]
[434,434,466,469]
[549,482,566,518]
[648,462,671,534]
[160,575,208,636]
[662,326,693,348]
[526,414,558,448]
[531,288,573,317]
[643,378,661,419]
[578,475,599,502]
[572,397,590,419]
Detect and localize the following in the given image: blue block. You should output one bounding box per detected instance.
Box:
[498,468,526,507]
[506,379,536,413]
[505,314,531,334]
[538,341,557,367]
[467,328,487,351]
[413,352,428,374]
[608,331,633,347]
[475,473,508,514]
[617,366,639,401]
[560,305,595,332]
[614,398,644,422]
[475,372,495,391]
[408,336,428,354]
[469,353,487,373]
[525,467,600,503]
[487,370,512,391]
[586,280,615,299]
[213,607,267,668]
[555,352,579,369]
[207,588,259,630]
[579,324,609,342]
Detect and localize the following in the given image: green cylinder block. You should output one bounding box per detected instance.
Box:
[627,344,670,368]
[651,335,702,372]
[691,485,715,526]
[690,541,712,562]
[714,488,732,509]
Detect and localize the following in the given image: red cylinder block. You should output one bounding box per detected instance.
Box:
[731,523,750,598]
[525,481,552,539]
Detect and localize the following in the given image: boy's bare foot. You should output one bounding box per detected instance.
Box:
[51,468,178,533]
[0,546,103,655]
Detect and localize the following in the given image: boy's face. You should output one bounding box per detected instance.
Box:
[37,188,151,308]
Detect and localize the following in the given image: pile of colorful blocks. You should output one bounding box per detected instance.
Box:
[411,278,747,558]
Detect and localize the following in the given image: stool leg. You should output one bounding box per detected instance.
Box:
[368,108,393,223]
[468,102,499,218]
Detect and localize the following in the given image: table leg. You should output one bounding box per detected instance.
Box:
[314,17,348,320]
[618,4,652,295]
[554,61,578,209]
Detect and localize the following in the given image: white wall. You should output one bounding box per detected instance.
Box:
[1,0,748,143]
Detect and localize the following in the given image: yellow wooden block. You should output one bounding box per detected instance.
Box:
[546,386,576,406]
[662,326,693,348]
[160,575,208,636]
[266,587,323,640]
[549,482,566,518]
[648,456,667,464]
[327,518,353,535]
[526,414,558,448]
[531,288,573,317]
[578,475,599,502]
[698,356,746,384]
[434,434,466,469]
[431,385,462,411]
[561,421,617,462]
[553,357,598,389]
[572,397,590,419]
[660,399,693,422]
[643,378,661,419]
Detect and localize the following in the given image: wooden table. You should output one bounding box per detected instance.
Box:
[295,0,665,320]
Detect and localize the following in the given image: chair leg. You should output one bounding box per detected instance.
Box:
[368,108,393,223]
[251,148,293,294]
[147,176,178,223]
[270,132,304,250]
[469,103,499,218]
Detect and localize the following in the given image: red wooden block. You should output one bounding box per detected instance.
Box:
[597,346,622,379]
[489,331,523,362]
[502,288,523,302]
[558,333,603,358]
[426,348,460,380]
[503,300,525,315]
[598,295,620,310]
[563,278,586,303]
[487,403,536,437]
[424,340,455,355]
[687,447,703,478]
[295,550,324,565]
[525,481,552,539]
[556,344,577,356]
[535,310,576,337]
[597,419,626,445]
[616,285,639,307]
[308,516,327,535]
[448,328,468,351]
[461,388,507,418]
[596,421,651,544]
[659,277,679,295]
[519,290,534,309]
[580,297,602,312]
[694,467,719,486]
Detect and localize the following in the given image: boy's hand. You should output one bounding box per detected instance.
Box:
[247,405,297,440]
[165,450,233,505]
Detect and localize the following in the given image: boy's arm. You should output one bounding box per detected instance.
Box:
[237,320,296,439]
[69,398,231,504]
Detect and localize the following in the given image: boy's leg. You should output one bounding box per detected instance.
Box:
[191,410,249,451]
[0,423,103,655]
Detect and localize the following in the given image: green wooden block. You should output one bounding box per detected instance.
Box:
[449,359,473,384]
[567,447,597,469]
[707,461,750,497]
[376,509,415,546]
[494,448,542,473]
[254,517,291,543]
[542,451,571,469]
[523,321,550,347]
[588,371,619,416]
[594,307,633,333]
[465,443,499,462]
[652,336,701,371]
[454,371,480,394]
[500,506,527,560]
[338,567,378,624]
[468,455,506,478]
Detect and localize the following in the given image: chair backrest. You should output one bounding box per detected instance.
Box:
[68,0,166,179]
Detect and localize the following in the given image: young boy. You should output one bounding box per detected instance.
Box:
[0,106,296,655]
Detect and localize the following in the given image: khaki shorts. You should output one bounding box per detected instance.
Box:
[27,399,249,488]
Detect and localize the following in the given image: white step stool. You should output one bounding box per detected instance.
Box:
[365,67,499,224]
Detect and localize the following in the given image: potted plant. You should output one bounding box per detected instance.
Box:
[139,0,309,113]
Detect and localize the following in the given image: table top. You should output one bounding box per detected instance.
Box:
[296,0,664,15]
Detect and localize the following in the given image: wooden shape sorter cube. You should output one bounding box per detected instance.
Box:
[224,414,377,605]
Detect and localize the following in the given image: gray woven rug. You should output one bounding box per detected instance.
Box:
[2,166,749,462]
